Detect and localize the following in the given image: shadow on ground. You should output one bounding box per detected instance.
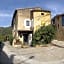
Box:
[0,42,14,64]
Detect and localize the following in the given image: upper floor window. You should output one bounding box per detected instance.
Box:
[24,19,31,28]
[26,21,30,26]
[62,16,64,26]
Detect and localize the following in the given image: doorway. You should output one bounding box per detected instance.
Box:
[23,34,28,45]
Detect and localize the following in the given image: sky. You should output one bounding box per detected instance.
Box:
[0,0,64,27]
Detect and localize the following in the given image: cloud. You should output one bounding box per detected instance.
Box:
[0,10,13,27]
[0,10,13,17]
[0,13,12,17]
[44,2,64,17]
[0,15,12,27]
[51,7,64,18]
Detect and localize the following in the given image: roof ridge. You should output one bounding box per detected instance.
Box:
[16,7,42,10]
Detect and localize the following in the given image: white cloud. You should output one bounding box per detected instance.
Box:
[52,8,64,17]
[0,13,12,17]
[0,10,13,17]
[45,3,64,17]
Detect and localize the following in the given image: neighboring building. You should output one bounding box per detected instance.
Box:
[52,14,64,41]
[11,7,51,47]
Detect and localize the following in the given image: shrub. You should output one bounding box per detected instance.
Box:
[32,25,56,46]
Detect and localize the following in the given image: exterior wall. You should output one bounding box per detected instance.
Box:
[52,15,64,41]
[17,9,31,31]
[55,16,62,40]
[12,13,18,39]
[33,11,51,32]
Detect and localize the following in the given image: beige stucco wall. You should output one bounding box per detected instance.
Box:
[33,11,51,32]
[17,9,31,30]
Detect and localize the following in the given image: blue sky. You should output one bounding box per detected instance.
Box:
[0,0,64,27]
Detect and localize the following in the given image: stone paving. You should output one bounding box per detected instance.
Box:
[0,41,64,64]
[52,40,64,48]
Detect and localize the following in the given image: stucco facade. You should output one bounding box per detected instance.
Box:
[11,7,51,47]
[32,10,51,32]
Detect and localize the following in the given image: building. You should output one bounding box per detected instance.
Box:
[11,7,51,47]
[52,14,64,41]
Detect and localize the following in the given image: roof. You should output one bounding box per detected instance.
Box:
[16,7,42,10]
[55,14,64,18]
[52,13,64,21]
[31,10,51,13]
[15,7,51,13]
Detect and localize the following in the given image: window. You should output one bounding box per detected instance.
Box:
[24,19,31,28]
[62,16,64,26]
[26,21,30,26]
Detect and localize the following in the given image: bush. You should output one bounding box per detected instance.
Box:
[32,25,56,46]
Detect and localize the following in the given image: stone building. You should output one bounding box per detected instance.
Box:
[52,14,64,41]
[11,7,51,47]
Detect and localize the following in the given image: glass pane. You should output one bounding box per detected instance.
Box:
[26,21,30,26]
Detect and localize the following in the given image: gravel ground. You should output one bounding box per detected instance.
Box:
[0,41,64,64]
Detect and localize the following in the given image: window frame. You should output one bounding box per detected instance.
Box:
[24,19,31,28]
[26,20,30,26]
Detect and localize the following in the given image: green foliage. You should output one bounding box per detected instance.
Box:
[32,25,56,46]
[0,34,5,42]
[0,27,12,42]
[9,35,13,45]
